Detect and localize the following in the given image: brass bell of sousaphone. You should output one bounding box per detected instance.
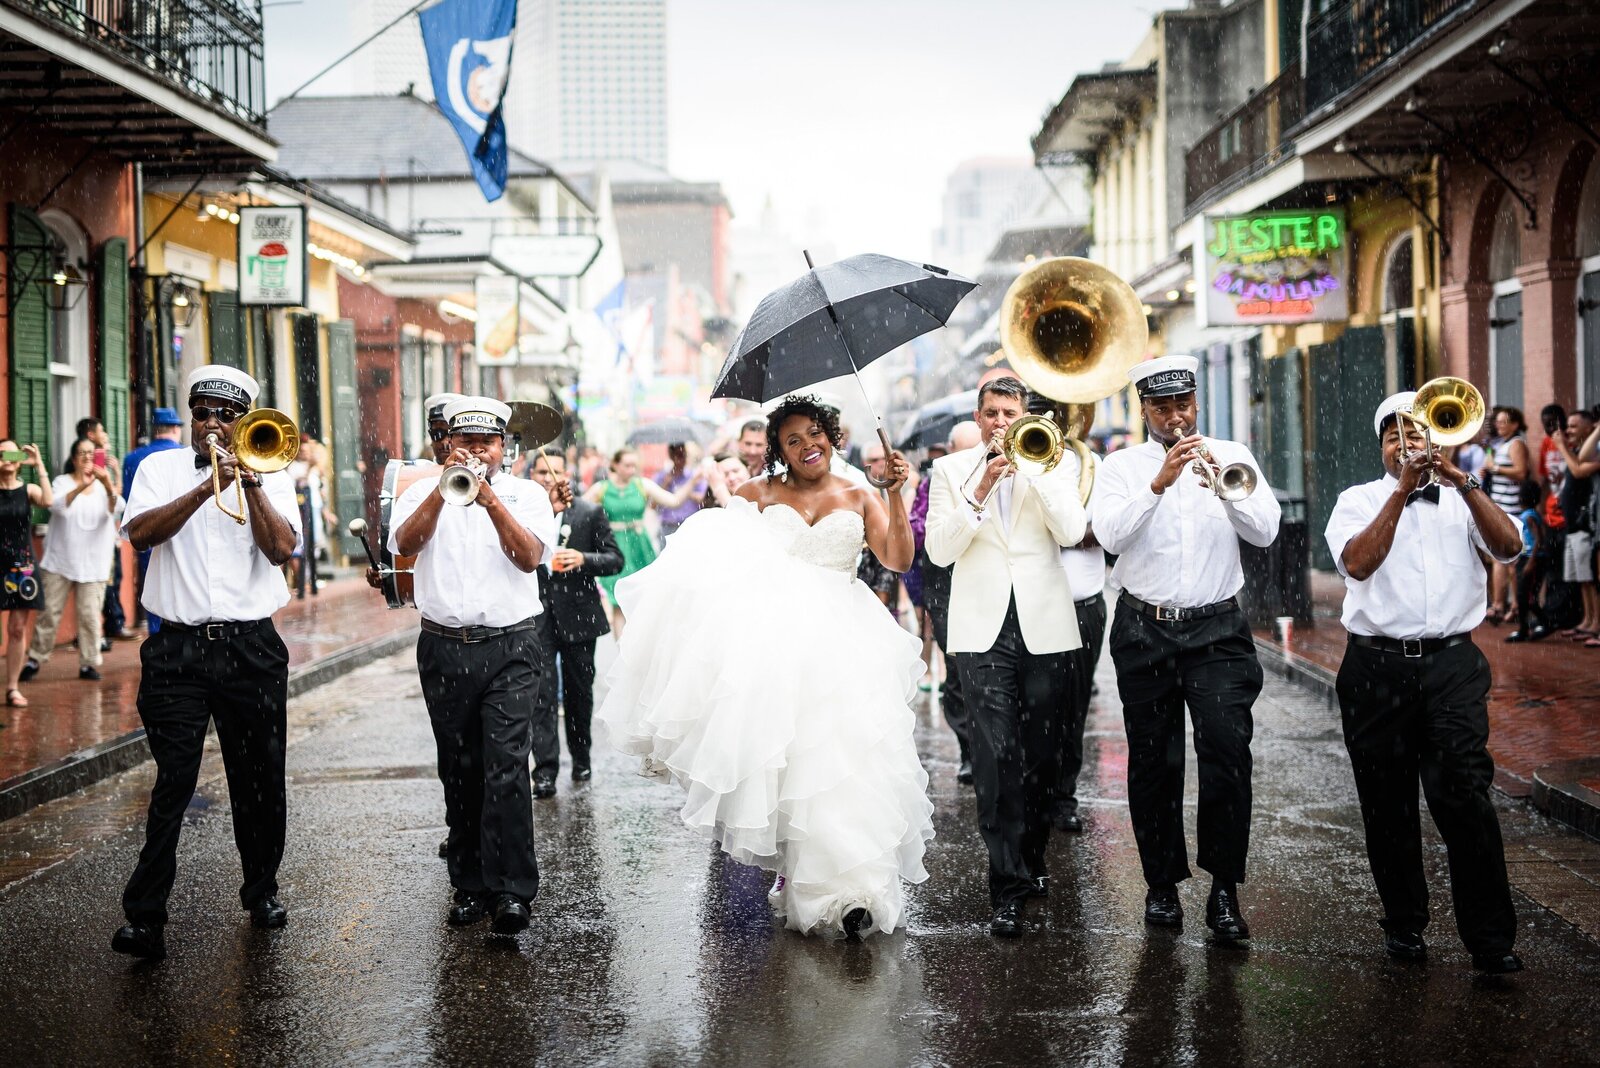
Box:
[207,408,300,524]
[996,256,1150,504]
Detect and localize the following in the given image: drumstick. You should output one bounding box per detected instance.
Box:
[347,519,380,570]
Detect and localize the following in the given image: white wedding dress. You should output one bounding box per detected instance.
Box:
[597,496,935,938]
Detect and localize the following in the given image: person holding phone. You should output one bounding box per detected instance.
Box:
[75,418,131,643]
[0,441,51,706]
[26,438,123,681]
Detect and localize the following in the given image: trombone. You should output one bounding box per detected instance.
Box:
[206,409,300,524]
[1397,376,1485,484]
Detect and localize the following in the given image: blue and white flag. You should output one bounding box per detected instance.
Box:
[419,0,517,202]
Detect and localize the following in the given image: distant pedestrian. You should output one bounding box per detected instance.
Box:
[1555,410,1600,646]
[75,418,129,643]
[112,366,300,961]
[1508,479,1551,642]
[0,441,50,707]
[1325,391,1525,974]
[653,441,707,542]
[121,407,186,634]
[737,418,767,478]
[26,439,123,682]
[1483,407,1530,622]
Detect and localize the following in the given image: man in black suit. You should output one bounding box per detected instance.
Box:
[528,451,623,796]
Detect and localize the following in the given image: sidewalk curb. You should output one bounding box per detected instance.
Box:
[1252,637,1338,710]
[0,626,419,823]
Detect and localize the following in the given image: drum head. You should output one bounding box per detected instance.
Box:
[378,460,433,609]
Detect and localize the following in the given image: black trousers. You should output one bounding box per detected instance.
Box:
[957,597,1070,908]
[925,581,969,762]
[531,613,598,780]
[122,621,289,926]
[1336,639,1516,955]
[103,547,125,634]
[1110,598,1261,888]
[1054,593,1107,819]
[419,628,542,904]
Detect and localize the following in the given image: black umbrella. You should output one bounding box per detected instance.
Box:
[897,389,979,451]
[711,252,977,476]
[627,417,707,446]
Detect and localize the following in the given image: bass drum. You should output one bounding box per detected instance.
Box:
[378,459,436,609]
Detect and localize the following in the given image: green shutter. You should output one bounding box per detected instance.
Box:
[9,205,52,514]
[208,290,246,370]
[98,238,131,461]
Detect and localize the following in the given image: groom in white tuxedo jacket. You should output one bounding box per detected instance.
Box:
[926,375,1087,936]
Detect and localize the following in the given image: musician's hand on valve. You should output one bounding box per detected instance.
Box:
[1394,448,1432,496]
[1152,434,1203,494]
[443,447,474,468]
[1432,453,1469,490]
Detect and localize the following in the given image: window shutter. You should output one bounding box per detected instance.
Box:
[208,290,246,370]
[98,237,131,461]
[8,205,53,517]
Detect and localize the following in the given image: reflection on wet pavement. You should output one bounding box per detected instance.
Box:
[1,642,1598,1065]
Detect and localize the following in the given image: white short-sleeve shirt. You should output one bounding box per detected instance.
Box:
[123,447,300,624]
[40,475,124,583]
[387,473,557,628]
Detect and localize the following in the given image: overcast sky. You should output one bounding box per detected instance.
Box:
[262,0,1156,262]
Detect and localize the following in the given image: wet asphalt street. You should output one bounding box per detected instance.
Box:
[2,637,1598,1067]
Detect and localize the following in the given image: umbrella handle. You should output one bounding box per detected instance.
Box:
[867,427,897,488]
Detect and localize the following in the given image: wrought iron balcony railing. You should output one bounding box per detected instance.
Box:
[1184,63,1304,212]
[1304,0,1476,114]
[6,0,266,128]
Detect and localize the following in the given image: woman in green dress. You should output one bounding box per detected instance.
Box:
[583,448,705,638]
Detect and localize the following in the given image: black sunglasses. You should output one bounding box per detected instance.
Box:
[191,405,243,424]
[428,427,449,442]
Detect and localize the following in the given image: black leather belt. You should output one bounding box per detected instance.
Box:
[162,619,268,641]
[1074,591,1105,608]
[420,616,539,644]
[1348,633,1472,659]
[1119,591,1237,623]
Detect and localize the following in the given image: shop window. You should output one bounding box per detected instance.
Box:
[1379,233,1417,391]
[1487,192,1523,410]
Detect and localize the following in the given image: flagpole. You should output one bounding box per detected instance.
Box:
[276,0,435,105]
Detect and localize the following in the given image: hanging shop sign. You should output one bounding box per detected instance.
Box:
[1198,208,1348,327]
[474,274,521,366]
[238,206,308,307]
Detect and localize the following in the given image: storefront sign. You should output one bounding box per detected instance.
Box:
[1198,209,1348,326]
[490,234,604,278]
[238,206,307,307]
[474,274,521,366]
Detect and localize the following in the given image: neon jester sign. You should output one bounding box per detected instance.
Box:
[1199,209,1349,326]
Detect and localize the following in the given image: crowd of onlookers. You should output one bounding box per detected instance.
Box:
[1455,403,1600,645]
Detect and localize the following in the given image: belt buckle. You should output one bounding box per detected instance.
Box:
[1155,604,1187,623]
[204,623,225,641]
[1402,638,1423,658]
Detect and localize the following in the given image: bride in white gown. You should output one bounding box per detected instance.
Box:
[597,395,935,939]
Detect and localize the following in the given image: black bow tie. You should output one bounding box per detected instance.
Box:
[1406,484,1441,506]
[195,454,212,470]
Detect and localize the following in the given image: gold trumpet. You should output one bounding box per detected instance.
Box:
[1399,376,1485,482]
[968,257,1149,506]
[207,408,300,524]
[1171,427,1258,501]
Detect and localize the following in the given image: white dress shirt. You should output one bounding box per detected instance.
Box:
[388,473,557,628]
[1325,474,1524,639]
[1051,448,1106,600]
[40,475,124,583]
[124,448,300,625]
[1091,438,1281,607]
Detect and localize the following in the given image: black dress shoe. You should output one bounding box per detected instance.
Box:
[18,659,38,682]
[491,895,531,935]
[989,901,1024,937]
[1144,885,1182,928]
[447,892,491,927]
[1054,812,1085,834]
[1027,875,1049,898]
[1472,951,1524,974]
[532,776,557,799]
[248,896,288,928]
[571,766,592,782]
[79,666,102,681]
[1384,931,1427,961]
[1205,883,1250,943]
[111,921,165,960]
[956,760,974,785]
[437,837,449,858]
[1505,631,1529,643]
[842,907,873,941]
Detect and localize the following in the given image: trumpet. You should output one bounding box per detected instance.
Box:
[1171,426,1257,502]
[439,458,487,506]
[207,408,299,524]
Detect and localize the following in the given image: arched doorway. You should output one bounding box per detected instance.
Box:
[1379,231,1417,391]
[1577,160,1600,408]
[39,209,91,470]
[1487,192,1524,410]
